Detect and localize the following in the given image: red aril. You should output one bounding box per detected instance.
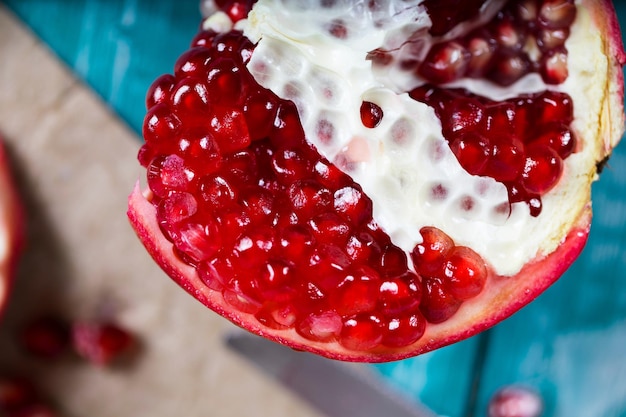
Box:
[0,136,24,319]
[128,0,625,362]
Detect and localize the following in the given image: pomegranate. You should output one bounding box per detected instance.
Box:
[0,135,24,318]
[128,0,625,362]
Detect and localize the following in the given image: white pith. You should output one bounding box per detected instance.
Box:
[202,0,607,277]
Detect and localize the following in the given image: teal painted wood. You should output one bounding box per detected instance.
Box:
[5,1,626,416]
[3,0,201,134]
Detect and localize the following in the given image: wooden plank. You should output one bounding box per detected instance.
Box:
[0,6,324,417]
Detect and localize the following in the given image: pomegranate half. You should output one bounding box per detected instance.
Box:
[128,0,625,362]
[0,135,24,318]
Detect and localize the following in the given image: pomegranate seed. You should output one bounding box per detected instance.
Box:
[488,385,543,417]
[418,41,470,84]
[308,212,350,245]
[536,27,569,51]
[333,185,372,226]
[331,267,381,317]
[444,97,485,137]
[411,226,454,277]
[147,154,194,198]
[443,246,487,300]
[381,313,426,348]
[146,74,175,109]
[143,103,182,145]
[533,90,573,126]
[339,315,383,351]
[488,51,530,86]
[449,132,491,176]
[420,276,461,324]
[541,48,569,84]
[484,136,525,183]
[360,101,384,128]
[528,122,575,158]
[18,316,70,360]
[465,35,495,77]
[538,0,576,30]
[379,272,422,316]
[521,145,563,194]
[72,321,136,366]
[174,47,214,78]
[296,311,342,342]
[255,302,297,329]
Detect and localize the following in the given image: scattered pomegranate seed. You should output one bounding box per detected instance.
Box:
[72,321,136,366]
[488,385,543,417]
[18,316,70,360]
[360,101,384,128]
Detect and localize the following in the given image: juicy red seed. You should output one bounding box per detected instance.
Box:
[483,136,525,182]
[449,133,491,176]
[444,97,485,137]
[443,246,487,300]
[271,149,312,184]
[296,311,342,342]
[331,267,381,317]
[533,91,573,125]
[147,154,194,198]
[190,30,218,47]
[379,272,422,316]
[418,41,469,84]
[208,108,251,154]
[529,122,575,158]
[488,386,544,417]
[199,174,237,206]
[487,51,530,86]
[271,102,306,148]
[279,225,315,259]
[360,101,384,128]
[18,316,70,359]
[206,59,245,106]
[333,185,372,226]
[217,0,255,23]
[244,89,280,140]
[540,48,569,84]
[423,0,488,36]
[538,0,576,30]
[143,103,182,145]
[379,245,409,278]
[255,302,297,329]
[382,314,426,348]
[308,212,350,245]
[72,322,135,366]
[521,145,563,194]
[288,180,332,219]
[157,192,198,229]
[465,35,495,77]
[174,220,223,263]
[339,315,383,351]
[411,226,454,277]
[146,74,175,109]
[420,276,462,324]
[174,47,213,78]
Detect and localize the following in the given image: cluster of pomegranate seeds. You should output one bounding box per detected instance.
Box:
[138,27,498,352]
[411,85,575,216]
[418,0,576,86]
[411,227,487,323]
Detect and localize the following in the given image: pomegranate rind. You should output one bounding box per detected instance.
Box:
[128,184,588,362]
[0,138,24,319]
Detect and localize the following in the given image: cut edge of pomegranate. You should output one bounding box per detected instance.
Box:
[127,182,589,362]
[0,138,25,319]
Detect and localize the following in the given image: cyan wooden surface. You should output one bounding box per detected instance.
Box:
[4,1,625,416]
